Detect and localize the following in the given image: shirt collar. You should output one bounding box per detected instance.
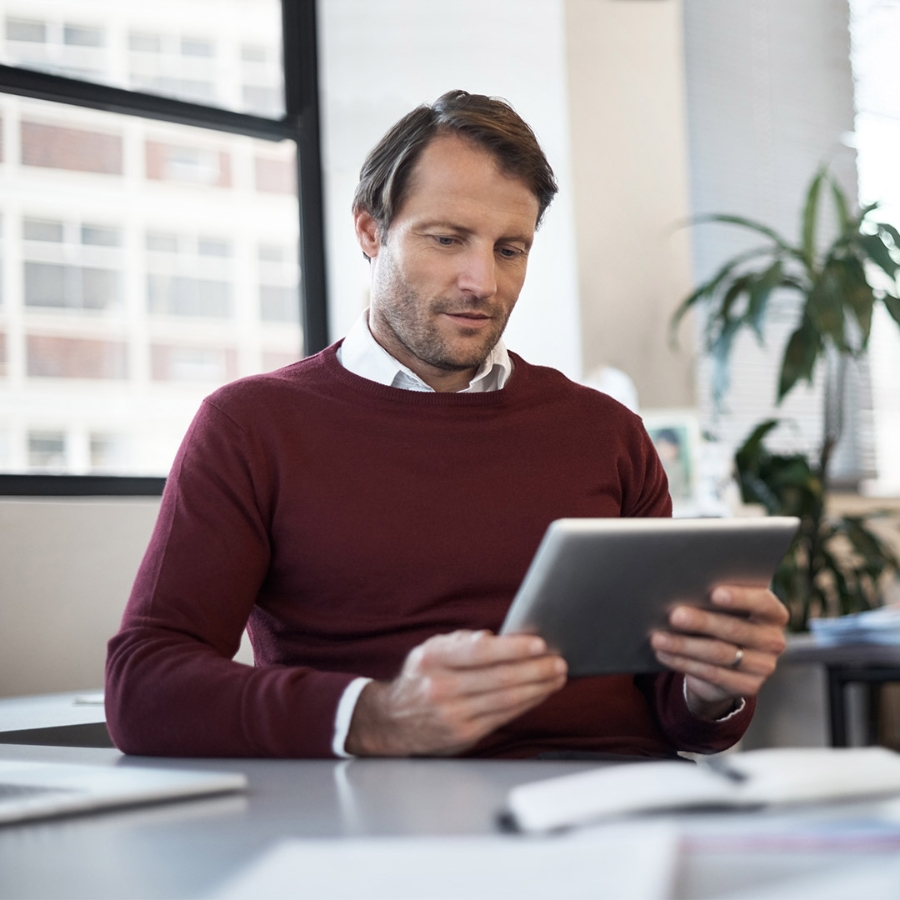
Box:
[337,309,512,393]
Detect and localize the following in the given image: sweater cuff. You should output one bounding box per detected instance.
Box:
[682,679,746,722]
[332,677,372,758]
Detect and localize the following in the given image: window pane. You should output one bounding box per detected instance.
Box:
[0,96,302,475]
[0,0,285,119]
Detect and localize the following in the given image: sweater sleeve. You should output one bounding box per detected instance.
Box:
[626,420,755,754]
[636,673,755,754]
[105,398,358,758]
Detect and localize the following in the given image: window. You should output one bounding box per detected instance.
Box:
[23,218,122,312]
[0,0,326,484]
[21,121,123,174]
[259,244,300,323]
[27,430,66,470]
[2,4,288,117]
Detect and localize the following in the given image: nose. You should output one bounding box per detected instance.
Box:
[457,245,497,300]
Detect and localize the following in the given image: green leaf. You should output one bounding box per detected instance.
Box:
[834,256,875,345]
[669,246,773,345]
[808,266,847,350]
[710,316,744,405]
[747,260,784,341]
[878,221,900,249]
[719,273,755,320]
[691,214,800,257]
[778,316,822,400]
[802,169,826,269]
[854,200,881,228]
[843,516,900,568]
[736,419,780,460]
[829,176,852,231]
[860,233,900,278]
[882,292,900,329]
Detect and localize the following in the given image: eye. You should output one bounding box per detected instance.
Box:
[498,245,526,260]
[435,235,457,247]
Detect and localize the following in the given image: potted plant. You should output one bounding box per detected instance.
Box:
[671,168,900,630]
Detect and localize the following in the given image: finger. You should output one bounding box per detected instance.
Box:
[650,631,775,678]
[445,670,568,722]
[710,586,790,626]
[432,654,568,701]
[666,606,787,655]
[653,648,765,697]
[415,630,550,671]
[422,681,569,756]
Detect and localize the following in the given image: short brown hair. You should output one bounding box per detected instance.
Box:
[352,90,558,238]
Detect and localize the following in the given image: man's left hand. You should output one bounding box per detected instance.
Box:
[650,586,789,721]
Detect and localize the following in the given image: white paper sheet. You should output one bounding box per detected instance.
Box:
[212,823,677,900]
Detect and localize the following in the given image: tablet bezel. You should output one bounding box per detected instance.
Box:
[499,516,799,675]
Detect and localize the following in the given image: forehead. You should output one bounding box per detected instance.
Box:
[397,134,540,231]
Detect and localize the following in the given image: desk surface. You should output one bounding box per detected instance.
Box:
[5,742,900,899]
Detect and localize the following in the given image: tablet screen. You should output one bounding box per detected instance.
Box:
[500,517,798,675]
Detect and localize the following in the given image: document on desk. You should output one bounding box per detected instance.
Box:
[213,823,677,900]
[505,747,900,833]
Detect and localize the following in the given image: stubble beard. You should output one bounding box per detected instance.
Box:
[373,261,512,374]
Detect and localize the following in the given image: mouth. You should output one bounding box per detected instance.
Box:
[442,311,493,328]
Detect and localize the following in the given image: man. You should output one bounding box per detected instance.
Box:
[106,91,787,759]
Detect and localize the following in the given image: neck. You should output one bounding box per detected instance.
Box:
[368,319,482,393]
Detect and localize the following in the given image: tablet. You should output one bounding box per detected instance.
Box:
[499,517,799,675]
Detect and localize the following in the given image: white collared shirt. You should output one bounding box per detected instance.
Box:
[329,309,511,756]
[336,309,513,392]
[329,312,742,755]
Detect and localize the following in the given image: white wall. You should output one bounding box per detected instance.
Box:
[0,498,159,697]
[565,0,697,409]
[318,0,583,379]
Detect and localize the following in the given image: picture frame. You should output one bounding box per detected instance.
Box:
[640,409,703,516]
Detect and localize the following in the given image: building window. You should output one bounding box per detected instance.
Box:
[21,121,123,175]
[6,19,46,44]
[255,153,296,195]
[145,141,231,188]
[23,218,122,312]
[4,16,108,80]
[146,233,234,319]
[151,344,237,383]
[90,433,128,472]
[0,0,322,480]
[259,244,299,322]
[28,430,66,470]
[27,335,127,380]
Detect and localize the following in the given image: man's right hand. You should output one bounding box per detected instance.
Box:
[344,630,567,756]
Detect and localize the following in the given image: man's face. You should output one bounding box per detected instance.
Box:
[355,134,541,392]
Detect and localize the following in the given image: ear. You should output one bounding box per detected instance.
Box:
[354,210,382,260]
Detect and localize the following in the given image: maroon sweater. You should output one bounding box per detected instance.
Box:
[105,345,753,758]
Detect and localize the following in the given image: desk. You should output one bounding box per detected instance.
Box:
[5,742,900,898]
[0,691,111,748]
[783,636,900,747]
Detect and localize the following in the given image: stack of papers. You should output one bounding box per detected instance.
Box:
[214,826,678,900]
[505,747,900,833]
[809,606,900,645]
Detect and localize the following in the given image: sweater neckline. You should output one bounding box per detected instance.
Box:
[318,342,525,406]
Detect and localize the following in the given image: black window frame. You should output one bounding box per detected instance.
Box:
[0,0,327,497]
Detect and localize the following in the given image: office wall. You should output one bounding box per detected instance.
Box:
[0,498,159,697]
[682,0,867,480]
[564,0,696,409]
[319,0,701,405]
[0,497,256,698]
[318,0,584,379]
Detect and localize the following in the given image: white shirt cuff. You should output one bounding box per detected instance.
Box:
[682,679,746,721]
[332,677,373,758]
